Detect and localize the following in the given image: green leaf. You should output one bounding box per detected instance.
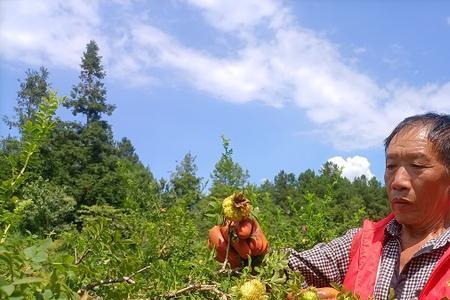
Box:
[0,284,14,296]
[39,238,53,251]
[62,255,74,265]
[12,277,44,285]
[24,245,37,259]
[0,278,7,286]
[42,288,53,299]
[32,251,48,263]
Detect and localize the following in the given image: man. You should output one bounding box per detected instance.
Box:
[210,113,450,299]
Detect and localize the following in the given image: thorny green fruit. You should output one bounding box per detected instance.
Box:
[239,279,268,300]
[299,287,319,300]
[222,193,251,222]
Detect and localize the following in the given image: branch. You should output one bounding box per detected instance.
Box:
[11,151,33,188]
[219,228,232,273]
[75,248,92,265]
[78,264,152,293]
[81,276,136,291]
[163,283,229,299]
[75,227,102,265]
[1,224,11,244]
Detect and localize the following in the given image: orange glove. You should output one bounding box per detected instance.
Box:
[208,218,269,269]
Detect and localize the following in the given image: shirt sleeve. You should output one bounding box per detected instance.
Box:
[287,227,361,287]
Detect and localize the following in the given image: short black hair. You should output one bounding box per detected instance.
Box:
[384,112,450,169]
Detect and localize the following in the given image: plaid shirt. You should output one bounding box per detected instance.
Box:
[288,219,450,300]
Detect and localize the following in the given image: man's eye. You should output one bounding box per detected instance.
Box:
[411,163,425,168]
[386,164,396,170]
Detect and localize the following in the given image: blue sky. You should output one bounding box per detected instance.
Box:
[1,0,450,185]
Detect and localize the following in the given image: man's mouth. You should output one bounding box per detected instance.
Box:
[391,197,412,205]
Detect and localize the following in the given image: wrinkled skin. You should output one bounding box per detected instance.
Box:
[385,126,450,229]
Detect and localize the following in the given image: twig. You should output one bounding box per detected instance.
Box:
[81,276,136,291]
[75,227,103,265]
[75,248,92,265]
[200,179,209,194]
[1,224,11,244]
[11,151,33,188]
[130,265,152,277]
[158,235,172,257]
[219,228,232,273]
[163,283,229,299]
[78,264,152,293]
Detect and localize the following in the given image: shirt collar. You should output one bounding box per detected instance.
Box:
[383,218,450,250]
[384,218,402,238]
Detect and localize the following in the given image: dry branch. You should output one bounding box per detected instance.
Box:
[219,228,232,273]
[75,248,92,265]
[78,264,152,293]
[163,283,229,299]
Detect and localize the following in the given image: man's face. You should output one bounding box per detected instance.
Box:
[384,126,450,227]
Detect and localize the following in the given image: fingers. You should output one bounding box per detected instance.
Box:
[286,287,339,300]
[316,287,339,299]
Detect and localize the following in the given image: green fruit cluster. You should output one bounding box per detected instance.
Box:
[239,279,268,300]
[222,193,251,222]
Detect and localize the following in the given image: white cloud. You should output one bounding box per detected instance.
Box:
[0,0,101,69]
[353,47,366,55]
[184,0,287,32]
[328,156,374,181]
[1,0,450,150]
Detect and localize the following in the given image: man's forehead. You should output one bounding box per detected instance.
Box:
[386,124,439,159]
[386,151,430,160]
[389,124,430,145]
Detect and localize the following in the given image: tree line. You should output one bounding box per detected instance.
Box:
[0,40,389,299]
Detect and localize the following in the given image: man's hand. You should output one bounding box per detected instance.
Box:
[207,218,269,268]
[287,287,340,300]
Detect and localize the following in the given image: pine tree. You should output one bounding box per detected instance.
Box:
[169,152,202,208]
[209,136,249,198]
[272,170,298,210]
[65,40,115,124]
[117,137,139,164]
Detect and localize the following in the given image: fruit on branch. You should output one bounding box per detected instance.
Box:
[236,218,253,239]
[220,224,230,242]
[208,225,228,253]
[298,287,319,300]
[239,279,268,300]
[248,219,269,256]
[216,248,242,269]
[231,238,251,259]
[208,193,269,269]
[222,193,251,222]
[208,225,242,268]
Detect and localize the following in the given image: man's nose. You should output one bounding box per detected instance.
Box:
[390,166,411,191]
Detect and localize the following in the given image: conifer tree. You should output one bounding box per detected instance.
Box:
[65,40,115,124]
[209,136,249,198]
[169,152,202,208]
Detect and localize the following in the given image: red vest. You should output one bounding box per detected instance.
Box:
[343,214,450,299]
